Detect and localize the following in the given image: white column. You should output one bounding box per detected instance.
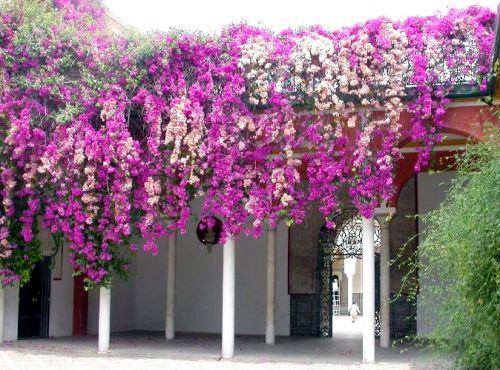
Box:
[346,273,353,310]
[379,222,390,348]
[266,227,276,345]
[362,216,375,364]
[375,206,395,349]
[344,257,357,311]
[0,286,4,344]
[98,287,111,353]
[222,237,235,359]
[166,232,177,340]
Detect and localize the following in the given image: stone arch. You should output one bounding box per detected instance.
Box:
[390,127,473,207]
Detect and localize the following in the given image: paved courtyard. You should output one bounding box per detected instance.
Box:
[0,316,450,370]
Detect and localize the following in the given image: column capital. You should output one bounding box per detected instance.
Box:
[374,206,396,228]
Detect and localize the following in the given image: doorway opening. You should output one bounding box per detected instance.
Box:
[317,209,381,338]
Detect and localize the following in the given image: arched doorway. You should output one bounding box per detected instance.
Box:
[317,209,381,337]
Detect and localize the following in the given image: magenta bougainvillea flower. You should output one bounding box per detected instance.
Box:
[0,0,496,288]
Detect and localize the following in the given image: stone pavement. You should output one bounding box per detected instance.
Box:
[0,318,450,370]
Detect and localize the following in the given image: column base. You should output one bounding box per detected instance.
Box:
[265,337,275,345]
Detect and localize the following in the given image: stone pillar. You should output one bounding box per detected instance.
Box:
[375,206,395,349]
[343,257,356,311]
[0,286,4,344]
[166,232,177,340]
[266,226,276,345]
[362,216,375,364]
[98,287,111,353]
[222,237,235,359]
[346,274,353,310]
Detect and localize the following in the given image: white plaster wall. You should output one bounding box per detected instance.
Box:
[417,171,456,233]
[133,235,167,332]
[3,285,19,341]
[416,171,456,336]
[48,244,74,337]
[133,197,290,335]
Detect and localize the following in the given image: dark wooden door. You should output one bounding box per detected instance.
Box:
[18,257,51,339]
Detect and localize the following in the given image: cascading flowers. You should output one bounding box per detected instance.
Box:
[0,0,496,287]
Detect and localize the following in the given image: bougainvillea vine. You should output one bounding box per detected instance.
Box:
[0,0,496,288]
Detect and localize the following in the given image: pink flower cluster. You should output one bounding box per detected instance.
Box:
[0,0,495,287]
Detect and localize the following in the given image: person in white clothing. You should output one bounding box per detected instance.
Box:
[349,303,360,323]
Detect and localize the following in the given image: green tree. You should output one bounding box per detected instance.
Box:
[408,127,500,369]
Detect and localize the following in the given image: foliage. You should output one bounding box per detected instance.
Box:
[0,196,42,286]
[0,0,496,287]
[404,128,500,369]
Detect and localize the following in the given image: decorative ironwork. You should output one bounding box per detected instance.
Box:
[375,311,381,337]
[318,255,333,337]
[319,209,380,260]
